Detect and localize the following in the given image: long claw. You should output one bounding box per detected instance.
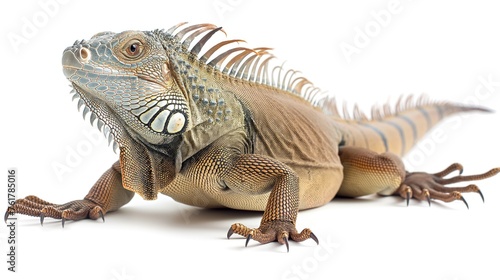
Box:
[62,217,66,228]
[245,234,252,247]
[284,236,290,253]
[227,227,234,239]
[477,189,485,203]
[4,208,10,223]
[401,185,412,207]
[310,232,319,245]
[423,189,431,207]
[40,213,45,226]
[99,210,105,222]
[460,196,469,209]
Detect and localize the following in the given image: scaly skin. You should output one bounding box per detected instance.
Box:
[5,23,500,251]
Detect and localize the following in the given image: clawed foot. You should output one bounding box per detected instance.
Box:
[4,195,105,227]
[397,163,500,208]
[227,221,318,252]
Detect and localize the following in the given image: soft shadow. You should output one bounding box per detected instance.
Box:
[108,202,263,230]
[331,194,463,210]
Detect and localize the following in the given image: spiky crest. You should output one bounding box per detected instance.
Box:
[153,23,474,123]
[154,23,322,103]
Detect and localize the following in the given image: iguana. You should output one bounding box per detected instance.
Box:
[6,23,499,251]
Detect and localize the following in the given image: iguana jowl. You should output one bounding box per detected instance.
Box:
[6,23,500,251]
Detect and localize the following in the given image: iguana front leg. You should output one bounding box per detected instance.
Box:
[5,161,134,226]
[222,154,317,251]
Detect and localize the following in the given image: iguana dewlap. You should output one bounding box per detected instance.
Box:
[6,23,499,251]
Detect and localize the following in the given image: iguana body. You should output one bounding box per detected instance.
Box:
[7,23,499,250]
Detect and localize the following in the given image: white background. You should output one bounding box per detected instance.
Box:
[1,1,500,280]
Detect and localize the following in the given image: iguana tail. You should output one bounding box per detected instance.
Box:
[332,95,491,157]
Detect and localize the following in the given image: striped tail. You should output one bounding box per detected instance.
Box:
[332,96,491,157]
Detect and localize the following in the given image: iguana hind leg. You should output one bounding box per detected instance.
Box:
[338,146,500,207]
[5,161,134,227]
[397,164,500,207]
[337,146,406,197]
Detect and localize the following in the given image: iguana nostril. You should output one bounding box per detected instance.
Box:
[79,47,90,61]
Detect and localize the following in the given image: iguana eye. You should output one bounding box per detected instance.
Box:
[123,39,144,59]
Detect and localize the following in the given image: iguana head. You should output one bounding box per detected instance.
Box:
[62,30,190,147]
[62,29,201,200]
